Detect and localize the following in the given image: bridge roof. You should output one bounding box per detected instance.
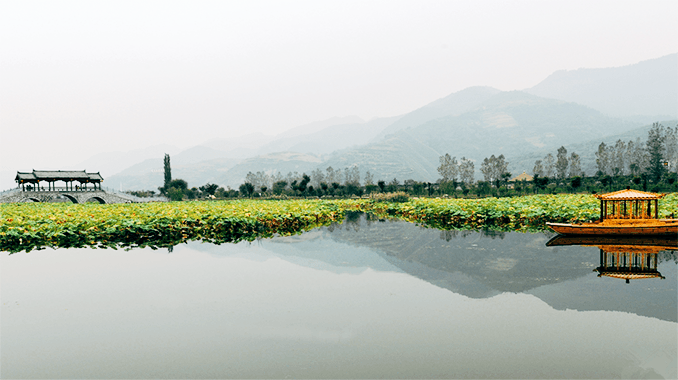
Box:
[15,170,103,182]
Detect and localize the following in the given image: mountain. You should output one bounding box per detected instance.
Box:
[273,115,364,139]
[320,133,441,182]
[526,53,678,119]
[319,91,642,182]
[199,116,365,159]
[200,132,277,159]
[215,152,322,188]
[373,86,501,140]
[105,157,238,191]
[74,144,181,179]
[256,116,401,156]
[89,55,675,191]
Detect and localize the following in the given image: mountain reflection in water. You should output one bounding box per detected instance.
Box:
[201,212,675,322]
[2,212,676,379]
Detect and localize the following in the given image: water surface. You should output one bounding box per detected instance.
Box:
[2,215,676,378]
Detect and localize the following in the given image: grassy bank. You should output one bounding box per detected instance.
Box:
[2,193,676,253]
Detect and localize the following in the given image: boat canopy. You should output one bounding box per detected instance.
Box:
[594,189,665,201]
[593,189,667,221]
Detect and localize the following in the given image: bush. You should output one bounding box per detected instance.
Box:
[370,191,410,203]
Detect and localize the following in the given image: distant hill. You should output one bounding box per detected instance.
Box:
[215,152,322,188]
[526,53,677,119]
[94,55,675,190]
[256,116,401,156]
[74,144,180,179]
[373,86,501,140]
[319,91,641,183]
[106,157,238,191]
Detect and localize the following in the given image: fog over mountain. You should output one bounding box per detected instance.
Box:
[79,54,678,191]
[319,91,641,183]
[526,53,677,119]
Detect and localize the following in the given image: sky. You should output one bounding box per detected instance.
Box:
[1,0,677,179]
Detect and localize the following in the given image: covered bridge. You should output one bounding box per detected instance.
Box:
[16,170,103,191]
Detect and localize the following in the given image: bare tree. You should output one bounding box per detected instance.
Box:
[437,153,459,182]
[664,125,677,173]
[311,168,325,188]
[459,157,475,185]
[533,160,544,177]
[612,140,626,176]
[646,122,667,182]
[568,152,582,177]
[543,153,556,178]
[364,171,374,186]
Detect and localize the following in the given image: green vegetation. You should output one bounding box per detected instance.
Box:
[0,200,351,253]
[2,193,677,253]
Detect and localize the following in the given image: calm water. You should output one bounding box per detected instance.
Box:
[2,214,676,379]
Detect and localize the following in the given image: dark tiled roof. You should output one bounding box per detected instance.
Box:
[15,170,104,182]
[15,172,35,180]
[33,170,89,179]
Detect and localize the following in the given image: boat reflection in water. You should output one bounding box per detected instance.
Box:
[546,235,676,283]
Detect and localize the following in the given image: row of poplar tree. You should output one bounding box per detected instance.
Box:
[533,122,677,182]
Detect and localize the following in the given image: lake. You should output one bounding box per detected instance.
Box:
[2,213,676,379]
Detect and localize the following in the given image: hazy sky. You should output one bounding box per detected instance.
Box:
[1,0,677,174]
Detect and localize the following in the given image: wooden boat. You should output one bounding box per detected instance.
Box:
[546,189,678,236]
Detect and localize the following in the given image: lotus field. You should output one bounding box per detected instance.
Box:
[2,193,677,253]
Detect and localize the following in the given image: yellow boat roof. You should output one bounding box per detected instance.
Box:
[594,189,665,201]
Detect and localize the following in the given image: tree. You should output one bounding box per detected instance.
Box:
[480,156,494,183]
[627,138,647,176]
[533,175,549,193]
[364,171,374,186]
[543,153,555,178]
[165,178,187,201]
[646,122,667,182]
[437,153,458,182]
[664,125,678,173]
[168,179,188,191]
[568,153,582,178]
[387,178,399,192]
[612,140,626,176]
[298,174,311,194]
[325,167,338,185]
[245,171,270,192]
[272,180,287,195]
[167,187,183,201]
[595,143,610,176]
[533,160,544,177]
[346,166,360,185]
[311,169,325,188]
[199,183,219,196]
[570,176,582,193]
[239,182,254,197]
[480,154,508,188]
[555,146,568,180]
[494,155,509,188]
[163,153,172,191]
[377,180,386,193]
[459,157,474,185]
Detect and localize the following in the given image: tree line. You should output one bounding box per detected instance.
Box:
[146,123,677,201]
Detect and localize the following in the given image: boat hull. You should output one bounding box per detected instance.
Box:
[546,221,678,236]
